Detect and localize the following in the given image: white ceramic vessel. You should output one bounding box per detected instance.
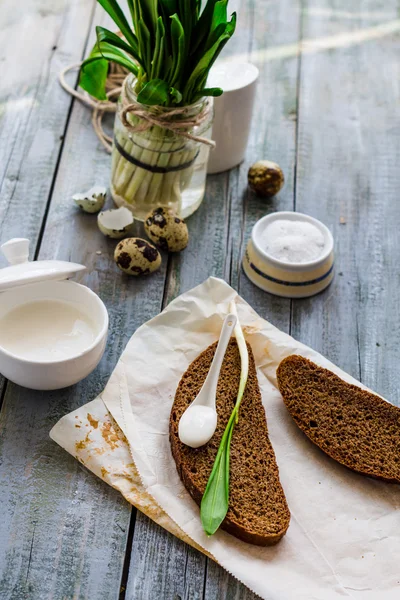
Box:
[207,61,259,174]
[0,238,108,390]
[243,212,335,298]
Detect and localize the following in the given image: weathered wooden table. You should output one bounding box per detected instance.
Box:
[1,0,399,598]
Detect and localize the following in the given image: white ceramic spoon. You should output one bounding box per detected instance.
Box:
[178,313,237,448]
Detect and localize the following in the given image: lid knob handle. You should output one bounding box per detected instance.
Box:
[1,238,30,265]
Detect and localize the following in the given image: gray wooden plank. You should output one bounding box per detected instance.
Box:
[126,0,300,598]
[0,0,95,401]
[204,0,301,597]
[163,171,231,305]
[0,2,168,599]
[0,0,93,257]
[129,515,206,600]
[233,0,300,331]
[0,389,130,600]
[292,0,400,396]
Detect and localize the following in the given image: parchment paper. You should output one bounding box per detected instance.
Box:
[50,398,206,555]
[51,277,400,600]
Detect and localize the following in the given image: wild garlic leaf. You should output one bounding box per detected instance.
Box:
[79,45,109,100]
[183,17,234,102]
[205,0,229,51]
[169,86,183,103]
[137,18,152,74]
[192,0,220,53]
[170,14,185,87]
[185,12,236,91]
[151,17,166,79]
[96,41,139,75]
[193,87,223,101]
[200,302,249,537]
[140,0,158,36]
[82,0,237,106]
[200,440,230,535]
[126,0,136,27]
[96,26,141,65]
[160,0,178,14]
[137,78,170,105]
[97,0,138,50]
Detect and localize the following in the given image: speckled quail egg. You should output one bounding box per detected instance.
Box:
[144,207,189,252]
[73,186,106,213]
[114,238,161,276]
[248,160,285,198]
[98,206,135,239]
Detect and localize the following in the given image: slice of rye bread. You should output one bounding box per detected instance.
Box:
[277,355,400,483]
[170,339,290,546]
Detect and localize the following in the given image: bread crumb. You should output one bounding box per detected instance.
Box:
[340,216,346,224]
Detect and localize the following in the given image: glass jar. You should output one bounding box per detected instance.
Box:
[110,75,213,221]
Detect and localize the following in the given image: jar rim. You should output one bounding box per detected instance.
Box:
[124,73,207,113]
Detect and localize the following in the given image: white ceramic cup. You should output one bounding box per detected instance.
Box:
[207,62,259,174]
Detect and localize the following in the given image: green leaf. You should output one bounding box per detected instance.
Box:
[97,0,138,50]
[170,14,185,86]
[79,46,108,100]
[96,26,141,65]
[138,0,158,35]
[169,86,182,103]
[151,17,166,79]
[200,439,230,535]
[96,41,139,75]
[159,0,177,54]
[160,0,177,15]
[137,17,152,74]
[203,87,223,96]
[137,78,170,105]
[84,0,236,107]
[126,0,136,26]
[205,0,228,50]
[178,0,192,44]
[183,12,236,102]
[200,302,249,537]
[192,0,219,54]
[193,87,223,101]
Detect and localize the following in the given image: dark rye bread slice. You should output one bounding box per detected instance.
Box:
[170,339,290,546]
[277,355,400,483]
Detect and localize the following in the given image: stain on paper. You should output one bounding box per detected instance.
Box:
[101,421,121,450]
[75,432,91,451]
[87,413,99,429]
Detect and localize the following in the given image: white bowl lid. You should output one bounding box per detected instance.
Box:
[0,238,86,292]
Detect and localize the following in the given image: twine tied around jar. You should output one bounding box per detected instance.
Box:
[59,62,126,152]
[59,62,215,152]
[120,80,215,148]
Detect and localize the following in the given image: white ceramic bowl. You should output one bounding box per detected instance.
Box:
[0,280,108,390]
[242,211,335,298]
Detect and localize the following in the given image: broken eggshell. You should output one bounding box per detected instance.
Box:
[97,207,135,239]
[73,186,106,213]
[114,238,161,276]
